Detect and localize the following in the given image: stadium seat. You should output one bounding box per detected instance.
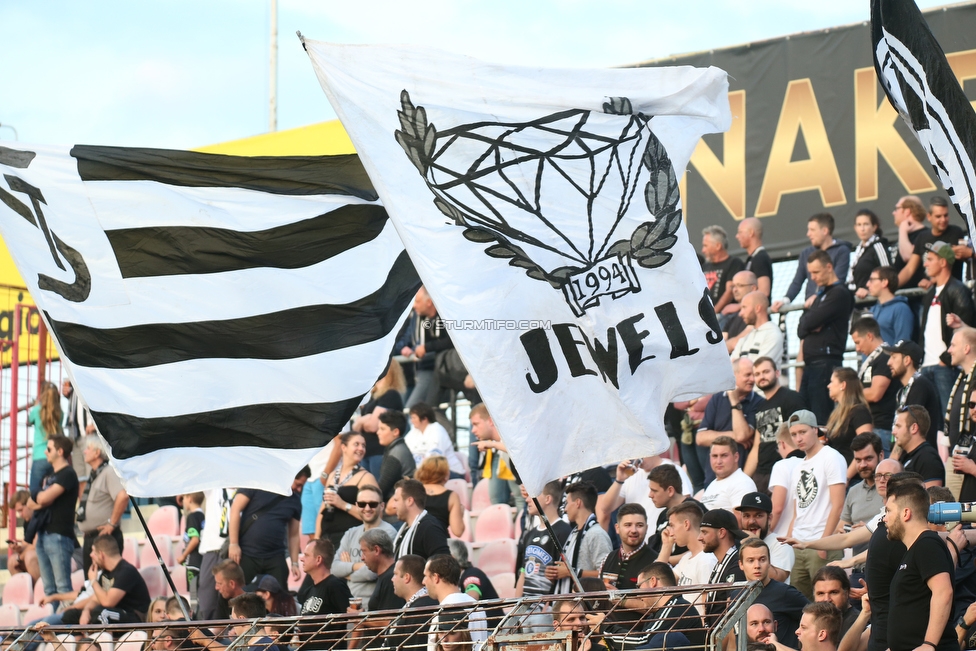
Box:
[140,535,175,568]
[450,511,473,542]
[445,478,470,510]
[139,565,168,599]
[122,538,140,568]
[474,504,514,542]
[491,572,518,599]
[71,570,84,592]
[147,505,180,537]
[23,603,54,625]
[0,604,20,626]
[476,539,517,576]
[168,565,188,596]
[2,572,33,607]
[115,631,148,651]
[33,578,44,605]
[92,631,114,651]
[457,452,472,483]
[471,480,491,514]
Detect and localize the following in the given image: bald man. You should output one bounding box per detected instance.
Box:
[732,291,784,363]
[747,603,778,644]
[723,270,760,352]
[737,217,773,298]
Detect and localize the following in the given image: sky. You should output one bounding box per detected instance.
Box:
[0,0,958,150]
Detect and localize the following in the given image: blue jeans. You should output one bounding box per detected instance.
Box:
[37,531,74,596]
[681,441,705,494]
[875,429,892,457]
[29,459,52,498]
[921,365,960,417]
[800,358,842,426]
[488,478,525,511]
[362,454,384,478]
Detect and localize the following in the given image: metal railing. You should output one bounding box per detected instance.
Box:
[0,583,760,651]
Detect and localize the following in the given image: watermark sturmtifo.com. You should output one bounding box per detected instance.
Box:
[423,319,552,331]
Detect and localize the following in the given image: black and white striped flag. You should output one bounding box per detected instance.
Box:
[0,143,419,496]
[872,0,976,236]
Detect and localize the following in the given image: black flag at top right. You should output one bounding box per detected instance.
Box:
[872,0,976,238]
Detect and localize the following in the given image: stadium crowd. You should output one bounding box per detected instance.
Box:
[8,194,976,651]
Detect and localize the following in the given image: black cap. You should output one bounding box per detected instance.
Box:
[883,339,923,368]
[700,509,748,539]
[735,492,772,513]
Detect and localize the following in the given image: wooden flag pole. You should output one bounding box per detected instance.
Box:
[129,497,193,621]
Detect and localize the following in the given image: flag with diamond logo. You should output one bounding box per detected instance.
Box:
[306,42,735,494]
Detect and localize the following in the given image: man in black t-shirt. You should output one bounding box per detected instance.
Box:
[701,225,745,314]
[852,319,899,440]
[516,482,571,598]
[737,217,773,298]
[62,534,150,624]
[885,482,956,651]
[886,340,943,447]
[228,467,308,588]
[299,538,353,649]
[28,435,79,598]
[750,357,806,492]
[894,406,945,487]
[645,465,702,558]
[741,538,808,649]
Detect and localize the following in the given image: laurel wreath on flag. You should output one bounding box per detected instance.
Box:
[395,91,682,289]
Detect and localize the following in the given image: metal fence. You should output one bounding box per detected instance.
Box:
[0,583,760,651]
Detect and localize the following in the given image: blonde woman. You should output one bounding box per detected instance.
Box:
[415,456,465,537]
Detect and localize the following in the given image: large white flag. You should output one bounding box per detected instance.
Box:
[306,43,735,494]
[0,143,419,496]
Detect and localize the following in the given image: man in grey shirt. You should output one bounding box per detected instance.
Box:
[840,433,884,561]
[545,481,612,594]
[332,485,398,609]
[77,436,128,574]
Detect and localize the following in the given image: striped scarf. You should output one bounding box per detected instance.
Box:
[946,361,976,445]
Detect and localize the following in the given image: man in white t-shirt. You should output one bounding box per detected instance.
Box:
[657,501,715,613]
[699,437,757,519]
[405,403,465,477]
[786,410,847,601]
[769,425,804,539]
[595,456,692,532]
[734,492,794,584]
[424,553,487,651]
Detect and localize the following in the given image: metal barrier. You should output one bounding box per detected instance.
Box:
[0,583,760,651]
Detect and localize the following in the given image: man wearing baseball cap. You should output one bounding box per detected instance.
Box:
[699,508,746,620]
[885,339,942,447]
[918,239,976,411]
[735,492,794,584]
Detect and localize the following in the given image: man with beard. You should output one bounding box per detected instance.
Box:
[884,481,955,651]
[944,328,976,497]
[735,493,794,583]
[746,604,778,645]
[600,504,655,590]
[886,340,942,448]
[893,405,944,487]
[813,566,860,639]
[732,291,784,364]
[851,319,899,443]
[699,509,747,620]
[697,358,762,486]
[741,538,808,649]
[839,434,884,568]
[746,357,806,494]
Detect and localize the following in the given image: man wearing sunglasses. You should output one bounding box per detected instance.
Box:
[333,485,397,610]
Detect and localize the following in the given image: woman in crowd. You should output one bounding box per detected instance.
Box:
[405,402,466,479]
[251,574,297,617]
[28,381,63,496]
[825,367,873,472]
[415,456,465,537]
[147,597,169,623]
[316,432,376,547]
[849,209,891,297]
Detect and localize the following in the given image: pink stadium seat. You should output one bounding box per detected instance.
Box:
[471,480,491,514]
[23,603,53,625]
[140,535,174,568]
[476,539,517,577]
[450,511,472,542]
[2,572,33,607]
[139,565,168,599]
[33,578,44,605]
[0,604,21,626]
[457,453,472,483]
[491,572,518,599]
[116,631,148,651]
[445,479,470,511]
[474,504,514,542]
[71,570,84,592]
[123,538,140,568]
[167,565,188,596]
[147,505,180,537]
